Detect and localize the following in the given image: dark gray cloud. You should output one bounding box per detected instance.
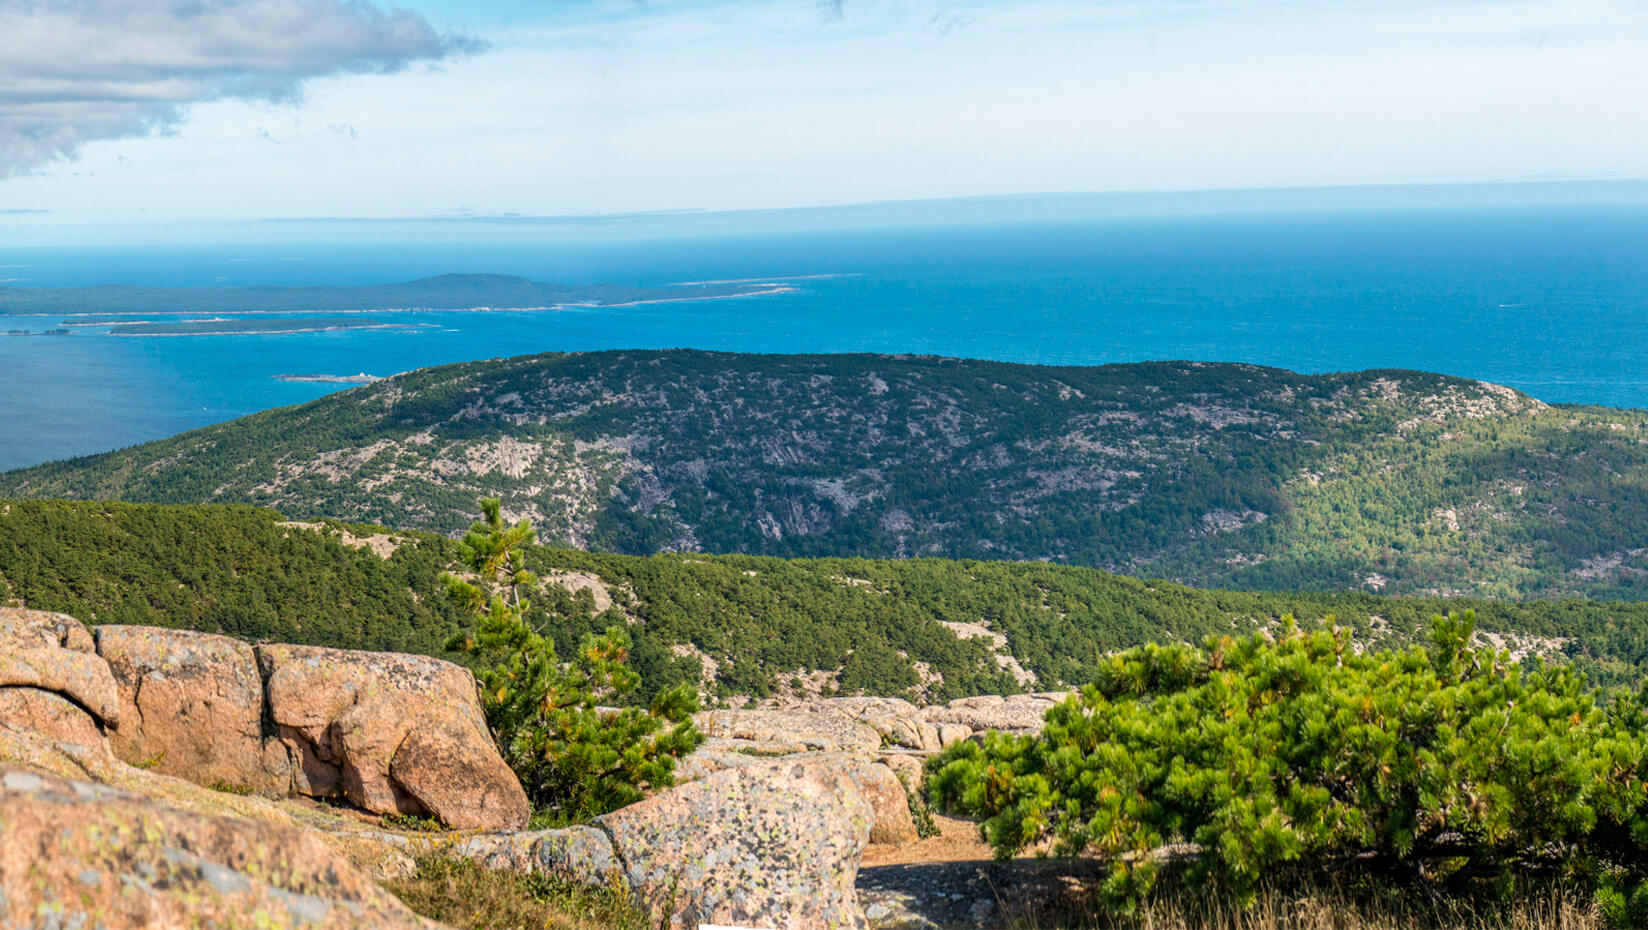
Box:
[0,0,482,177]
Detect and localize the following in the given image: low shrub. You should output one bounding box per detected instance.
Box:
[929,612,1648,920]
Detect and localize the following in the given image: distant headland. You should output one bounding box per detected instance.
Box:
[273,372,383,384]
[0,273,792,317]
[105,317,423,337]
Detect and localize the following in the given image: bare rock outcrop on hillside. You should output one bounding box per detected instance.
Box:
[0,719,437,923]
[96,625,283,791]
[0,607,118,749]
[850,760,920,847]
[448,824,625,887]
[0,606,96,652]
[0,608,889,929]
[380,761,879,930]
[0,688,107,747]
[780,696,944,752]
[0,765,437,930]
[919,692,1071,733]
[258,643,530,831]
[697,707,885,754]
[679,692,1079,855]
[698,691,1073,754]
[0,646,122,730]
[681,747,918,847]
[596,761,872,930]
[0,609,528,831]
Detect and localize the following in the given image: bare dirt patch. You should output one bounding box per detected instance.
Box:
[275,521,402,559]
[859,815,1098,928]
[540,569,630,615]
[937,621,1037,687]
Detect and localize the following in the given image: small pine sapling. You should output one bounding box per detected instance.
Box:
[444,499,703,821]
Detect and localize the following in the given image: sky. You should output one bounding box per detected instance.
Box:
[0,0,1645,231]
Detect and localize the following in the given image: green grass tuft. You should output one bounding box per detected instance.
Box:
[384,853,646,930]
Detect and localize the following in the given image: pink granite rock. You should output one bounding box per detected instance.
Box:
[597,760,871,929]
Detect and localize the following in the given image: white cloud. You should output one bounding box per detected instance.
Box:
[0,0,480,177]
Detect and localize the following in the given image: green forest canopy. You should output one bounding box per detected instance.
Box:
[6,500,1648,703]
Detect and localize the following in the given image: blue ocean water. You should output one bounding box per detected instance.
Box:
[2,206,1646,473]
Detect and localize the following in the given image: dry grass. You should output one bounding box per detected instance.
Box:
[860,814,1606,930]
[994,881,1602,930]
[1128,889,1597,930]
[383,853,647,930]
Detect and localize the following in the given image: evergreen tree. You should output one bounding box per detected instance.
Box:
[445,499,703,820]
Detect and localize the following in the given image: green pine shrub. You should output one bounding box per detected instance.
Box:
[929,611,1648,918]
[445,499,703,822]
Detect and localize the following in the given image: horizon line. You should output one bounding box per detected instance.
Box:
[256,178,1648,226]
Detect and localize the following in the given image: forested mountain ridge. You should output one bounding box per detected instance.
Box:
[4,350,1647,599]
[5,500,1648,703]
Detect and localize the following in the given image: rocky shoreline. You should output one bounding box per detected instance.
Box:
[274,372,384,383]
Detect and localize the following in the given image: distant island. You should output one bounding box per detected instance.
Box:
[105,316,423,337]
[273,372,383,384]
[4,327,72,336]
[60,316,166,326]
[0,272,792,316]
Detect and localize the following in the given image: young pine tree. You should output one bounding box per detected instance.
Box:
[444,499,702,822]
